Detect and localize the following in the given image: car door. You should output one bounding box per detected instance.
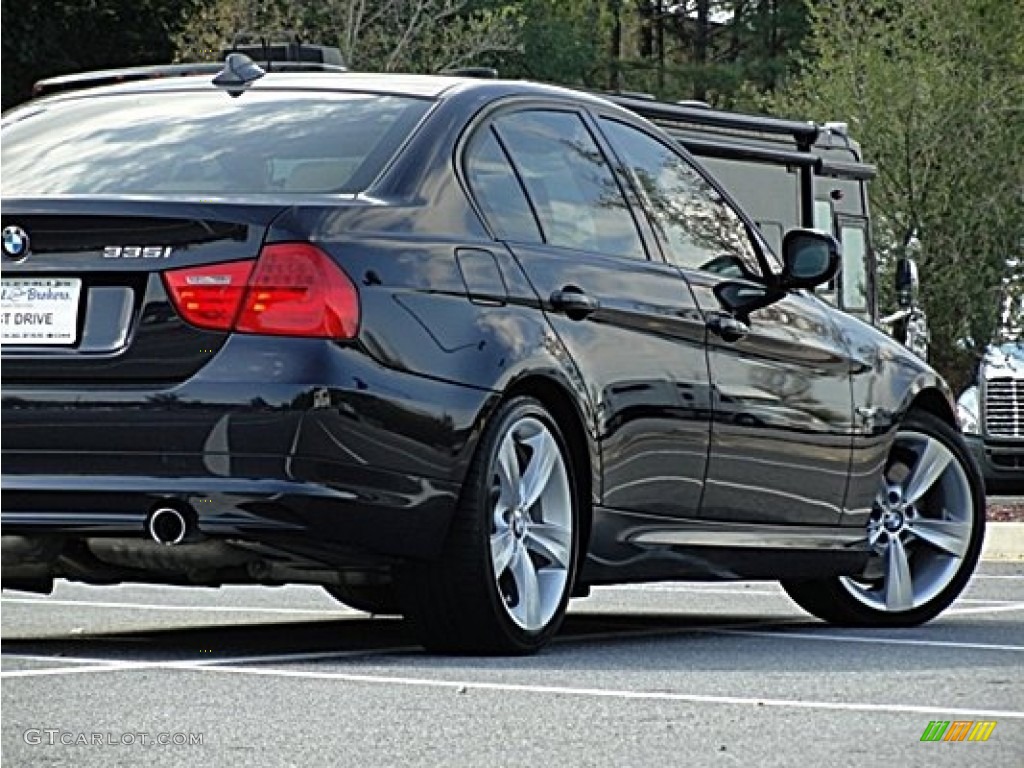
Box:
[462,106,711,518]
[599,116,855,526]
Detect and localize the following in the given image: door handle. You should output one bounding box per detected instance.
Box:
[550,286,600,321]
[706,312,749,342]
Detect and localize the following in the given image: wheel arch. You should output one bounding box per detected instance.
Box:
[502,374,599,562]
[906,385,957,427]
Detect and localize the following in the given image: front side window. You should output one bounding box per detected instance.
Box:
[600,118,763,279]
[492,110,645,259]
[1,91,431,196]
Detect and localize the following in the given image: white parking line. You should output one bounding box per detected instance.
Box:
[945,602,1024,616]
[174,664,1024,720]
[186,647,418,667]
[1,663,153,679]
[597,586,1020,605]
[708,627,1024,652]
[0,598,351,615]
[955,597,1021,604]
[596,585,785,596]
[556,618,800,647]
[0,617,798,679]
[0,646,419,679]
[972,574,1024,580]
[1,653,125,665]
[0,619,791,677]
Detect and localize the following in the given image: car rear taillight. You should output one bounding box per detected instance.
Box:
[163,243,359,339]
[235,244,359,338]
[163,260,255,331]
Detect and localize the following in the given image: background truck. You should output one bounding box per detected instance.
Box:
[956,264,1024,493]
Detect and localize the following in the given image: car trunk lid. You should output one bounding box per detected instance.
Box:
[1,198,288,384]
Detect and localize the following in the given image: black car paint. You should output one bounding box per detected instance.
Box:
[1,75,957,591]
[685,272,855,527]
[2,199,280,383]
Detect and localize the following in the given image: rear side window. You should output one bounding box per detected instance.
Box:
[492,110,645,259]
[1,91,431,196]
[464,127,543,243]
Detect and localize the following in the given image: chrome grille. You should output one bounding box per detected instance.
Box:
[985,378,1024,438]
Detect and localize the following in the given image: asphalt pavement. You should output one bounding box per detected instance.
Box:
[3,564,1022,768]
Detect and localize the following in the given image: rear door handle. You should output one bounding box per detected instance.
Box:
[550,287,600,321]
[706,312,749,342]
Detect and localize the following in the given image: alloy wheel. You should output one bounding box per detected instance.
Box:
[839,428,975,612]
[489,416,573,631]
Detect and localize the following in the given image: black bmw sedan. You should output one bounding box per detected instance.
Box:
[0,62,985,653]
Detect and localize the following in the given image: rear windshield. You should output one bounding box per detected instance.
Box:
[1,90,431,196]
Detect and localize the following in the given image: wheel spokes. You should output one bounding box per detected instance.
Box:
[909,518,971,558]
[519,429,559,511]
[489,415,572,632]
[842,426,976,616]
[902,438,953,505]
[510,547,541,628]
[883,536,914,611]
[525,521,571,569]
[495,433,522,509]
[491,528,516,576]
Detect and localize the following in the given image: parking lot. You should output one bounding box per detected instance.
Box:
[3,561,1022,767]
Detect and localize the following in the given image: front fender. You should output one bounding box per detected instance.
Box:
[839,313,957,526]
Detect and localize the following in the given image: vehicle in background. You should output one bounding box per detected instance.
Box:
[954,259,1019,495]
[956,263,1024,493]
[957,344,1023,494]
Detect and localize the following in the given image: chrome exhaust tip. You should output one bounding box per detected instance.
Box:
[147,507,190,546]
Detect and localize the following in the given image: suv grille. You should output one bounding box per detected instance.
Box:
[985,378,1024,438]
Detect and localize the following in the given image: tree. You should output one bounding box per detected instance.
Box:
[1,0,198,109]
[491,0,608,87]
[597,1,810,105]
[774,0,1024,391]
[175,0,521,73]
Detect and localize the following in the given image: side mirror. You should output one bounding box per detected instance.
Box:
[895,257,919,309]
[713,230,840,320]
[779,229,841,290]
[713,281,774,320]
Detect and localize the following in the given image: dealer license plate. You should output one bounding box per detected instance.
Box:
[1,277,83,346]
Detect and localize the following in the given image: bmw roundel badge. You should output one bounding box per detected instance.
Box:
[2,225,31,260]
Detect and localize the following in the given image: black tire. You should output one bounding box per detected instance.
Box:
[396,396,580,654]
[782,410,985,627]
[324,583,401,615]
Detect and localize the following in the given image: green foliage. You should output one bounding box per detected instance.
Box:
[1,0,198,109]
[774,0,1023,390]
[4,1,814,109]
[604,1,811,106]
[175,0,522,73]
[490,0,607,86]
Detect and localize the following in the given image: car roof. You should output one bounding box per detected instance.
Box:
[21,71,830,159]
[27,71,608,106]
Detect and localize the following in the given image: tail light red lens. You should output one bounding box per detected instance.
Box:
[163,243,359,339]
[163,260,255,331]
[235,243,359,339]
